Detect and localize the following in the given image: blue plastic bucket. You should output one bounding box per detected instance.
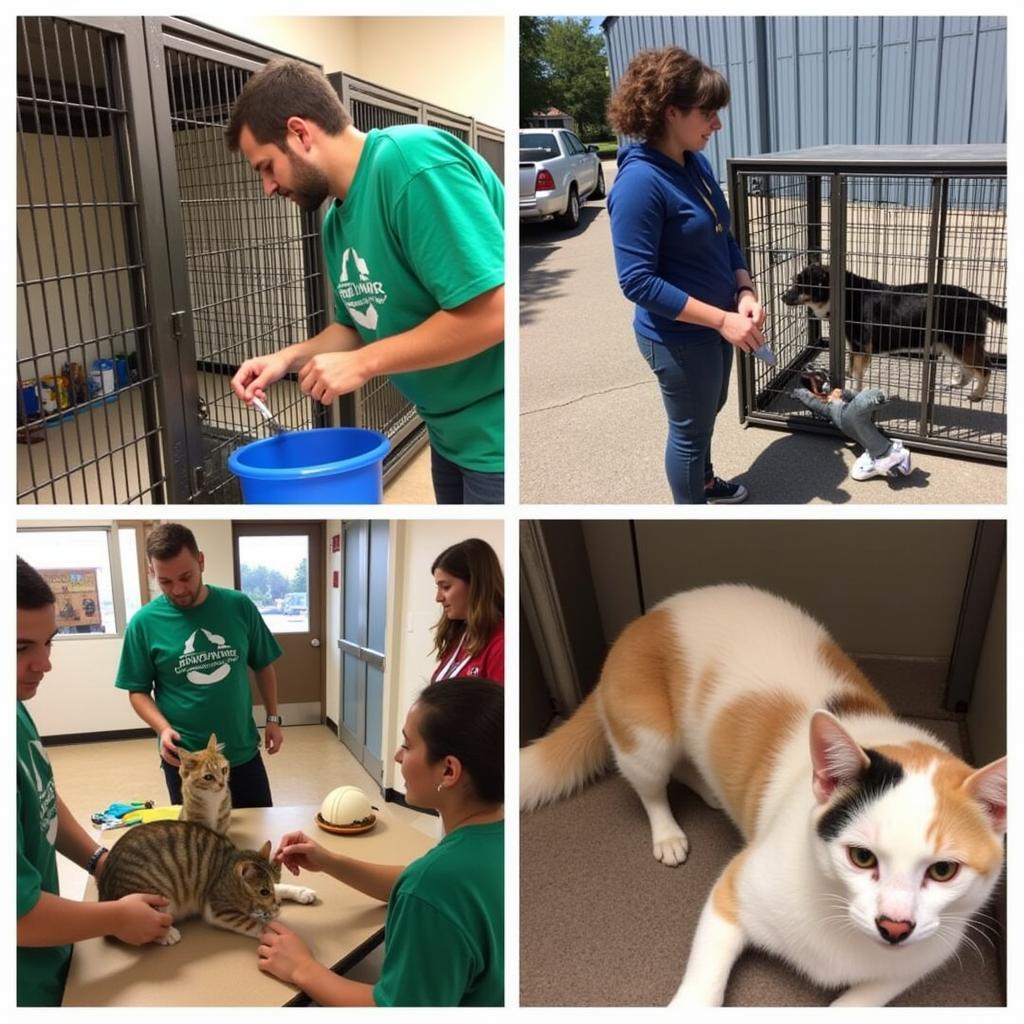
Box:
[227,427,391,504]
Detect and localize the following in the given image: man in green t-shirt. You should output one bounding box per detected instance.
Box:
[116,523,285,807]
[224,59,505,505]
[17,557,173,1006]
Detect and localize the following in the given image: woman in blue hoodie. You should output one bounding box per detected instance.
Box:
[607,47,765,504]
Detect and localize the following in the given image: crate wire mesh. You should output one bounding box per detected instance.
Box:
[166,49,327,502]
[16,16,167,503]
[730,147,1007,462]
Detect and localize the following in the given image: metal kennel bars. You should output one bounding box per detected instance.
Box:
[16,15,330,503]
[729,145,1007,462]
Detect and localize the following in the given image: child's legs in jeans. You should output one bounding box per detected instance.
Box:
[636,332,731,504]
[837,389,893,460]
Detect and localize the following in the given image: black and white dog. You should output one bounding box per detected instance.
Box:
[781,264,1006,401]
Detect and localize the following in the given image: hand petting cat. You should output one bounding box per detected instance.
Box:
[274,831,331,875]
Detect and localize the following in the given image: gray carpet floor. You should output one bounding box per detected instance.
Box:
[520,713,1005,1007]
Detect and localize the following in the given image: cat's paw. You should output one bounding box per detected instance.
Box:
[275,883,318,904]
[652,830,689,866]
[669,983,718,1007]
[156,925,181,946]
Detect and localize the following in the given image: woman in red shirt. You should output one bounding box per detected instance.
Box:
[430,539,504,684]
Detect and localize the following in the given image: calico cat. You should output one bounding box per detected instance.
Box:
[98,819,316,945]
[520,584,1006,1006]
[179,733,231,835]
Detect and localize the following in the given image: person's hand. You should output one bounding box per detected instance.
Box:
[159,727,182,767]
[273,830,331,875]
[232,351,293,404]
[265,722,284,756]
[737,290,766,329]
[298,351,371,405]
[257,921,317,984]
[719,312,765,353]
[112,893,173,945]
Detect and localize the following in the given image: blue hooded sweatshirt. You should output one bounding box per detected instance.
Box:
[607,144,748,343]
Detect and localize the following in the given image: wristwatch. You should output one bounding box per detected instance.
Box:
[265,714,283,725]
[86,845,108,876]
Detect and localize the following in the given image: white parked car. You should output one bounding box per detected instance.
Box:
[519,128,606,229]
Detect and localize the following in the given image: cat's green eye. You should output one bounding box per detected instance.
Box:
[847,846,877,870]
[927,861,959,883]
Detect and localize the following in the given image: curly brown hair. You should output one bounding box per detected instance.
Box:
[607,47,730,142]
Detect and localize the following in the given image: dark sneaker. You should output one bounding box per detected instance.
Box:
[704,476,749,504]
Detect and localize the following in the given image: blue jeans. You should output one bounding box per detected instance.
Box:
[636,330,733,504]
[792,387,893,460]
[430,448,504,505]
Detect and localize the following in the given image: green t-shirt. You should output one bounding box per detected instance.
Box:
[323,125,505,473]
[17,701,70,1007]
[114,586,282,766]
[373,819,503,1007]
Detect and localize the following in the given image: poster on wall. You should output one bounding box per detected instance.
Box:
[41,568,103,629]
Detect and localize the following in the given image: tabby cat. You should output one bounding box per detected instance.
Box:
[179,733,231,835]
[98,819,316,945]
[520,584,1006,1006]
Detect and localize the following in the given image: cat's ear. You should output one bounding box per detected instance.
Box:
[258,840,273,862]
[961,756,1006,835]
[809,710,870,804]
[207,733,219,751]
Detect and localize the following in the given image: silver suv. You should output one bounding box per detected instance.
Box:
[519,128,605,230]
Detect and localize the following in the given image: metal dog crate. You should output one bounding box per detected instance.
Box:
[729,145,1007,462]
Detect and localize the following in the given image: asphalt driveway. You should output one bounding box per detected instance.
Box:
[519,158,1006,505]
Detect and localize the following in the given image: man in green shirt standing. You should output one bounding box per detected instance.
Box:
[116,523,285,807]
[225,59,505,505]
[17,557,173,1006]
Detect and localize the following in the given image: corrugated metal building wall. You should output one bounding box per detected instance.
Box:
[603,16,1006,183]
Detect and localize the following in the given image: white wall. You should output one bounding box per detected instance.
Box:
[24,520,236,738]
[380,519,504,795]
[205,16,503,126]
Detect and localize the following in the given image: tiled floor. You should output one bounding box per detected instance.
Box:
[47,724,437,987]
[383,443,434,504]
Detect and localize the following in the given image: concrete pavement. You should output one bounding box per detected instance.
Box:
[520,158,1006,505]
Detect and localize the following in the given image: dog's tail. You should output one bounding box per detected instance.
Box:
[520,688,610,811]
[986,302,1007,323]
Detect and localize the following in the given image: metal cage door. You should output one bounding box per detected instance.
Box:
[142,17,330,502]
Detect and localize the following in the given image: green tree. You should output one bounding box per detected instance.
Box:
[290,558,308,594]
[519,16,552,123]
[543,18,611,141]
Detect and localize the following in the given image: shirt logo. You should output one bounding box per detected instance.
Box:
[20,740,58,844]
[175,628,239,686]
[337,247,388,330]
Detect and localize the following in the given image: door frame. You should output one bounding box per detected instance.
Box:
[231,520,326,724]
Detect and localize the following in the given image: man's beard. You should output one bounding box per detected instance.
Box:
[285,151,331,212]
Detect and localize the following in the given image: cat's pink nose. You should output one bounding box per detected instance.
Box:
[875,916,915,944]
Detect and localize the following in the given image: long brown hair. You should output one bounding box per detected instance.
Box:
[431,539,504,659]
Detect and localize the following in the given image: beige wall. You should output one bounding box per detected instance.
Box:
[584,520,978,659]
[22,520,235,737]
[206,16,503,126]
[968,551,1006,763]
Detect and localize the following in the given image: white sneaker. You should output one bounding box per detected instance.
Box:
[850,443,909,481]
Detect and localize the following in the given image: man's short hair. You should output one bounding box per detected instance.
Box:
[146,523,200,562]
[225,58,352,152]
[17,557,55,610]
